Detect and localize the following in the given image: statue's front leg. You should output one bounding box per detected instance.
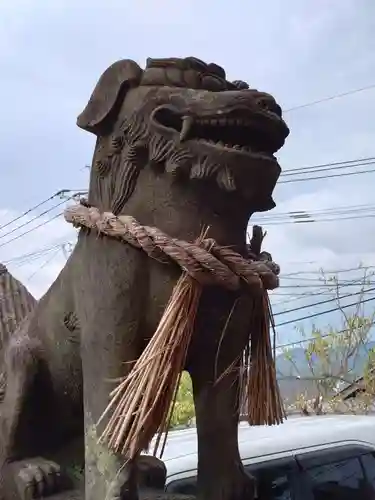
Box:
[187,292,256,500]
[73,235,149,500]
[0,329,71,500]
[81,316,141,500]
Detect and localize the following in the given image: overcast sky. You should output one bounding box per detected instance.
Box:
[1,0,375,346]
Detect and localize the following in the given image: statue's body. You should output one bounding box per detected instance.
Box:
[0,57,289,500]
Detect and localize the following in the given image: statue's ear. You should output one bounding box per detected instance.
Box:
[77,59,143,135]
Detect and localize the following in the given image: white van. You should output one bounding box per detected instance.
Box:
[154,414,375,499]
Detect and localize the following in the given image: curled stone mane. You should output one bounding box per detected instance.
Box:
[85,58,252,215]
[88,116,147,215]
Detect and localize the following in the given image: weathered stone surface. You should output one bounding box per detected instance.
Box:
[0,264,36,350]
[37,491,82,500]
[0,56,288,500]
[0,266,36,402]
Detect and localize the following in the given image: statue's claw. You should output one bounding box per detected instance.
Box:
[10,458,65,500]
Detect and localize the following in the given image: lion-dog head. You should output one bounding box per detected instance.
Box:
[78,57,289,216]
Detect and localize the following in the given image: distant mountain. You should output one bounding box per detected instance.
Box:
[275,341,375,401]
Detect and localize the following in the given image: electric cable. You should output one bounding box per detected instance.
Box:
[279,167,375,184]
[0,190,71,232]
[284,83,375,113]
[27,248,62,281]
[0,212,64,250]
[275,296,375,328]
[273,287,375,317]
[275,321,375,350]
[281,157,375,175]
[0,198,72,241]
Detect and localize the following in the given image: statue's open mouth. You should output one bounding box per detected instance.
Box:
[151,105,289,161]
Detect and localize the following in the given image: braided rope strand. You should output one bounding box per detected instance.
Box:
[64,204,279,292]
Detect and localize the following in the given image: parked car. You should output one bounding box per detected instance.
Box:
[154,415,375,499]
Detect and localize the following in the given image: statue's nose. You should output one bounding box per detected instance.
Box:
[221,89,283,118]
[254,93,283,118]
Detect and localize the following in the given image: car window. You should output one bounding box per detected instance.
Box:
[166,463,294,500]
[305,456,368,500]
[246,464,293,500]
[360,453,375,494]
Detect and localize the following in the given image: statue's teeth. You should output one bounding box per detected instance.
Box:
[217,166,236,191]
[180,115,194,142]
[190,163,205,179]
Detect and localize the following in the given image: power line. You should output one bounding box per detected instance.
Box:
[0,190,71,233]
[280,265,375,277]
[281,158,375,176]
[0,190,86,249]
[0,212,64,250]
[278,282,375,289]
[275,322,375,350]
[270,271,375,306]
[275,296,375,328]
[273,288,375,318]
[284,83,375,113]
[256,203,375,221]
[4,243,63,265]
[263,202,375,216]
[276,274,375,289]
[3,240,74,266]
[27,248,61,281]
[273,292,375,308]
[279,167,375,184]
[0,198,71,241]
[254,213,375,226]
[282,161,375,177]
[267,205,375,219]
[280,275,374,283]
[280,159,375,177]
[270,275,374,306]
[11,248,60,268]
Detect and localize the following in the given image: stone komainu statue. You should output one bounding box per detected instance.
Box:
[0,57,289,500]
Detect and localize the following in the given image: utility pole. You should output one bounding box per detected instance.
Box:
[61,243,73,260]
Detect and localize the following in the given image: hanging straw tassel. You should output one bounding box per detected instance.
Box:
[245,291,285,425]
[97,273,202,460]
[238,225,284,426]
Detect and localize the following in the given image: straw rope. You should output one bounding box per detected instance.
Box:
[64,204,279,293]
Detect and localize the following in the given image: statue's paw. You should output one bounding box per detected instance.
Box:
[11,457,67,500]
[107,469,135,500]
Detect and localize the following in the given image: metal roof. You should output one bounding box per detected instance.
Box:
[337,368,375,400]
[154,415,375,480]
[0,264,36,349]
